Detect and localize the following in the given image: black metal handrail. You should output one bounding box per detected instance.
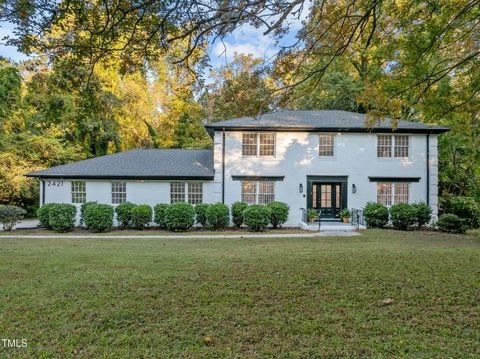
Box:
[351,208,365,229]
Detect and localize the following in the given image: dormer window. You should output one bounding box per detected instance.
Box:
[319,134,335,157]
[242,133,275,157]
[377,135,409,158]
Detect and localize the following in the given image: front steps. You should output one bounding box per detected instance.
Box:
[300,220,364,232]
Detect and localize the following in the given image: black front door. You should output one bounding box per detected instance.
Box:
[312,183,341,218]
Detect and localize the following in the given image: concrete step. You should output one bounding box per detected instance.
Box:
[300,221,362,232]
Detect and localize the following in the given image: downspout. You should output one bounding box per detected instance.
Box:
[222,128,226,204]
[41,179,45,206]
[426,134,430,206]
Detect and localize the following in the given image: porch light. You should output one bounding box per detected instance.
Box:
[299,183,303,193]
[352,184,357,193]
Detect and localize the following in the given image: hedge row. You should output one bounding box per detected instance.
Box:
[363,202,468,233]
[36,201,290,233]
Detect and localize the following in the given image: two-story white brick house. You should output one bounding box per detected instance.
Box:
[26,110,449,227]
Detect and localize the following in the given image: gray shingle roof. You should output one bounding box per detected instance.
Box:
[26,149,214,179]
[205,110,449,134]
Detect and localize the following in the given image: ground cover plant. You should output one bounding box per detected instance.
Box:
[0,229,478,357]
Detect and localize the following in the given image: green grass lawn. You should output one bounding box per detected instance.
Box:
[1,230,479,358]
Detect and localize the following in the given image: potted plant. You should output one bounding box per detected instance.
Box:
[339,208,351,223]
[307,209,318,224]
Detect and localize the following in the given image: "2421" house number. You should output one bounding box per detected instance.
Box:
[46,180,64,187]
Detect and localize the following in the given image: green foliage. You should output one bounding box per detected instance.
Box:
[436,214,467,234]
[48,204,77,232]
[243,205,271,232]
[0,204,26,231]
[389,204,416,230]
[267,201,289,229]
[83,203,114,232]
[194,203,209,227]
[37,203,56,229]
[231,202,248,227]
[80,201,97,225]
[115,202,137,228]
[165,203,195,231]
[154,204,170,229]
[307,209,318,221]
[363,202,389,228]
[442,196,480,229]
[205,203,229,230]
[411,203,432,228]
[130,205,152,230]
[339,208,351,219]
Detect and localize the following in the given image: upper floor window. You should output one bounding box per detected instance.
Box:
[242,133,275,157]
[377,182,409,206]
[377,135,409,158]
[319,134,335,157]
[241,181,275,204]
[71,181,86,203]
[170,182,203,204]
[112,182,127,204]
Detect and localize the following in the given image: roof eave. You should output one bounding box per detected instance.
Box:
[204,125,450,134]
[25,174,215,180]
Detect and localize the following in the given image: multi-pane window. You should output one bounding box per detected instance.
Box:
[112,182,127,204]
[187,183,203,204]
[377,135,393,157]
[259,133,275,156]
[242,133,275,157]
[377,182,409,206]
[394,183,409,204]
[394,136,409,158]
[170,182,203,204]
[241,181,275,204]
[319,134,335,156]
[377,135,409,158]
[71,181,86,203]
[242,133,258,156]
[241,181,256,204]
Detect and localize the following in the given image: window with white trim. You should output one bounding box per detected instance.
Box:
[241,181,275,204]
[319,134,335,156]
[377,182,409,206]
[112,182,126,204]
[242,133,275,157]
[377,135,409,158]
[394,135,409,157]
[71,181,86,203]
[170,182,203,204]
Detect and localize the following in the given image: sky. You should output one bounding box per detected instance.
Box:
[0,5,308,78]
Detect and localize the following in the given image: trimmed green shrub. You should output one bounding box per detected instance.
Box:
[83,203,114,232]
[436,213,467,234]
[443,196,480,228]
[194,203,209,227]
[412,202,432,228]
[267,201,289,228]
[363,202,389,228]
[231,202,248,227]
[80,201,97,225]
[243,205,271,232]
[0,205,26,231]
[154,204,170,228]
[48,204,77,232]
[165,203,194,231]
[37,203,56,229]
[115,202,137,228]
[206,203,229,230]
[390,203,416,230]
[131,205,153,229]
